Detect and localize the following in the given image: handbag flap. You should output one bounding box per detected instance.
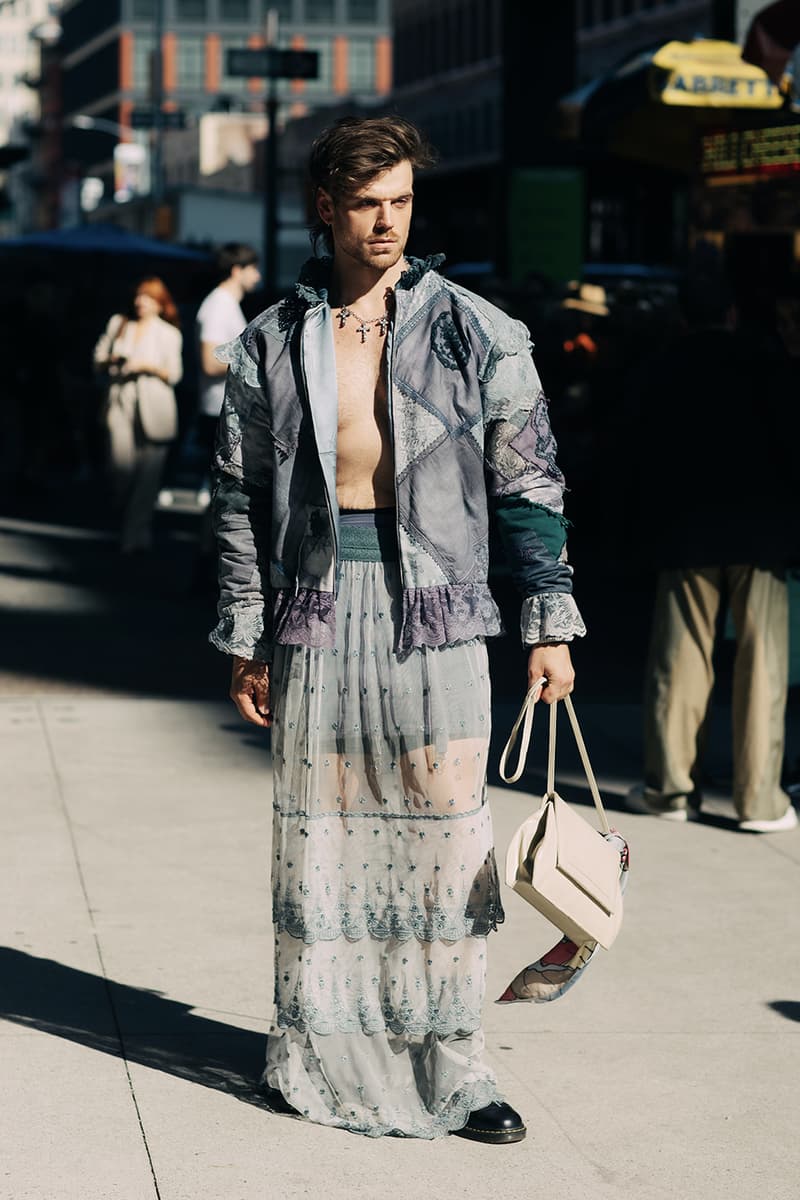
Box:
[549,794,621,914]
[505,797,548,889]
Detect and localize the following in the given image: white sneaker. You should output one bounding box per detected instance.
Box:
[625,785,696,822]
[738,806,798,834]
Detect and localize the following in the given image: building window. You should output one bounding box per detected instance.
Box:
[177,33,205,87]
[175,0,208,20]
[220,0,250,18]
[306,0,335,22]
[347,0,377,21]
[348,38,374,91]
[131,0,156,18]
[256,0,293,18]
[133,33,155,90]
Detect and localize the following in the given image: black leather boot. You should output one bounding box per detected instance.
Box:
[259,1084,299,1117]
[454,1100,526,1144]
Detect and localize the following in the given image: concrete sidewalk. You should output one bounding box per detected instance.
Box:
[1,693,798,1200]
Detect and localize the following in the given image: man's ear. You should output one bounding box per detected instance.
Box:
[316,188,334,226]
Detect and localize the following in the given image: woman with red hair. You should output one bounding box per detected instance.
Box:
[94,277,183,553]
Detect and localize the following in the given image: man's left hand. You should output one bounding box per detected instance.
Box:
[527,643,575,704]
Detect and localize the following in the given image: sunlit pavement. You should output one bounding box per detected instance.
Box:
[1,512,798,1200]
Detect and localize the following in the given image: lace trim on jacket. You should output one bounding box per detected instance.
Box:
[520,592,587,644]
[273,588,335,647]
[398,584,503,654]
[270,583,503,655]
[209,606,272,662]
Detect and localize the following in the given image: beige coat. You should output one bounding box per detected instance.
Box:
[94,313,183,442]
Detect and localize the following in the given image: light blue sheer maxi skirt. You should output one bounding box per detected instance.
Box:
[263,511,505,1138]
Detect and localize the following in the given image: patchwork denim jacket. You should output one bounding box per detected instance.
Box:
[209,254,586,662]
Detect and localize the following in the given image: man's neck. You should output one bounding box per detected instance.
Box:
[219,276,244,304]
[330,256,407,314]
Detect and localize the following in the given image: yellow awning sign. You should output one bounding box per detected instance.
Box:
[652,39,783,108]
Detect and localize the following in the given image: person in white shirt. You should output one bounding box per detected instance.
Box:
[196,243,261,456]
[194,245,261,568]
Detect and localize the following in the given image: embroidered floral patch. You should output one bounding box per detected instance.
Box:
[431,313,471,371]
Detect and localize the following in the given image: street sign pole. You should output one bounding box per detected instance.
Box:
[265,82,279,297]
[152,0,165,205]
[226,25,318,296]
[264,8,279,297]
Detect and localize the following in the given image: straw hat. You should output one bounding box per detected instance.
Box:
[563,282,609,316]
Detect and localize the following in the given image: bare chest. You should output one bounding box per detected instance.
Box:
[332,324,388,427]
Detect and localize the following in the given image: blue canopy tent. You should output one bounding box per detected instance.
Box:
[0,223,211,260]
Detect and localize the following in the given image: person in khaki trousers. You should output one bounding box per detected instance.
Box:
[94,277,183,553]
[625,277,797,833]
[641,566,791,829]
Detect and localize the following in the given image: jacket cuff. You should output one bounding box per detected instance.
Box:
[520,592,587,645]
[208,605,273,662]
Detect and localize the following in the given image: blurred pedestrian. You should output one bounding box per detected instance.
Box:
[625,275,798,833]
[196,243,261,470]
[193,244,261,579]
[209,115,584,1142]
[94,277,183,554]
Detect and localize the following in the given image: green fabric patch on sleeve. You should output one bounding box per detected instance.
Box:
[495,496,569,560]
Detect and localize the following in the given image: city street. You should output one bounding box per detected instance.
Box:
[1,506,798,1200]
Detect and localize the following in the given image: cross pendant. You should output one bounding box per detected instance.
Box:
[355,321,371,343]
[375,315,389,336]
[338,306,352,328]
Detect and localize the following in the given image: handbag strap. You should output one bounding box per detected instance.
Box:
[500,683,611,836]
[498,676,547,785]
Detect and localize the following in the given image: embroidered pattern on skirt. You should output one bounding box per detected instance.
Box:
[264,513,503,1137]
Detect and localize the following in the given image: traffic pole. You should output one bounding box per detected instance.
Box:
[152,0,165,206]
[264,83,279,297]
[263,8,280,296]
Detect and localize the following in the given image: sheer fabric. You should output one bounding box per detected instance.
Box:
[263,512,504,1137]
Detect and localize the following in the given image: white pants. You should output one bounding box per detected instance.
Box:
[106,399,169,552]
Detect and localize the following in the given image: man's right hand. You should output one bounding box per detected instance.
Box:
[230,655,271,727]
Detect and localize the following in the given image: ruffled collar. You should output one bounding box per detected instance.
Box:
[292,253,446,308]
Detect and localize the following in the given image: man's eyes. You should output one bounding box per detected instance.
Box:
[355,197,411,208]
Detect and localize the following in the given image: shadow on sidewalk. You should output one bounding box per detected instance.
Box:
[0,948,270,1107]
[0,511,226,698]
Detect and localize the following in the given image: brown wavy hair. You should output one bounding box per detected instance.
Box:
[133,276,181,327]
[308,115,437,254]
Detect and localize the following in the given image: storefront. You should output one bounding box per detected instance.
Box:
[692,118,800,301]
[560,37,790,272]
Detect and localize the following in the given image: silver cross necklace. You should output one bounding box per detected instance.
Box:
[335,298,391,343]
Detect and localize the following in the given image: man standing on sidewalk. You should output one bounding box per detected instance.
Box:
[210,116,584,1140]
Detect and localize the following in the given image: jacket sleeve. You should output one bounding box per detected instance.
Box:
[208,334,274,662]
[93,315,124,373]
[481,315,586,645]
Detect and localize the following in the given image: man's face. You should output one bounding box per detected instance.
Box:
[234,263,261,293]
[318,160,414,271]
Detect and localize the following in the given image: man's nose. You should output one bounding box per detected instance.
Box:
[374,203,394,229]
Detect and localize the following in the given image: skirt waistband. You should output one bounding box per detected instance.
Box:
[339,508,398,563]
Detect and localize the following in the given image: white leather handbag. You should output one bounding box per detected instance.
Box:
[500,683,625,951]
